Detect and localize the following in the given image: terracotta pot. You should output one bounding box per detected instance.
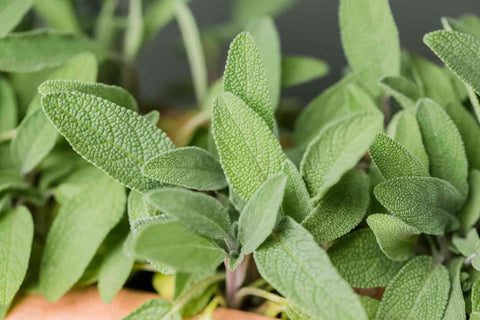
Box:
[5,287,273,320]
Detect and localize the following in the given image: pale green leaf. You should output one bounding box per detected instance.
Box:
[95,0,119,50]
[458,170,480,231]
[281,55,329,88]
[223,32,274,129]
[124,0,143,62]
[300,110,383,201]
[302,170,369,243]
[416,98,468,198]
[0,170,28,193]
[346,83,380,113]
[442,16,480,40]
[378,75,420,110]
[0,78,17,133]
[40,167,126,301]
[238,174,287,254]
[367,214,420,261]
[254,217,367,320]
[339,0,400,95]
[233,0,297,26]
[442,258,466,320]
[146,187,231,240]
[127,190,158,232]
[329,229,405,288]
[142,147,227,191]
[143,0,175,41]
[33,0,80,33]
[0,206,33,306]
[144,110,160,125]
[472,280,480,319]
[359,296,379,320]
[41,91,175,192]
[123,298,180,320]
[281,159,312,223]
[0,0,32,37]
[452,228,479,257]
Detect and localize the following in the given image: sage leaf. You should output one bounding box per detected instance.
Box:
[123,298,180,320]
[143,0,175,41]
[452,229,479,257]
[146,187,231,240]
[40,167,126,301]
[458,170,480,231]
[360,296,379,320]
[281,55,329,88]
[472,280,480,320]
[300,110,383,202]
[127,190,158,233]
[41,91,175,192]
[254,217,367,320]
[376,256,450,320]
[281,159,312,223]
[0,206,33,306]
[339,0,400,95]
[329,229,405,288]
[378,75,420,110]
[238,174,287,254]
[442,258,466,320]
[142,147,227,191]
[0,78,17,133]
[0,170,28,193]
[0,0,33,37]
[223,32,274,129]
[124,0,143,62]
[33,0,80,33]
[134,219,224,272]
[302,170,369,243]
[234,0,297,26]
[367,214,420,261]
[144,110,160,125]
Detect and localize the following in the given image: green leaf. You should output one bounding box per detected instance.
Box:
[38,80,138,111]
[238,174,287,254]
[254,217,367,320]
[134,219,224,272]
[223,32,274,129]
[144,110,160,125]
[41,91,175,192]
[472,280,480,319]
[0,169,28,193]
[143,0,175,41]
[174,0,207,105]
[378,75,420,110]
[442,258,466,320]
[376,256,450,320]
[300,110,383,201]
[452,228,479,257]
[146,188,231,240]
[40,167,126,301]
[0,30,104,73]
[367,214,420,261]
[281,55,329,88]
[124,0,143,62]
[346,83,380,113]
[442,16,480,39]
[369,133,428,180]
[0,206,33,306]
[0,78,17,133]
[212,92,286,200]
[339,0,400,95]
[329,229,405,288]
[123,298,180,320]
[302,169,369,243]
[33,0,80,33]
[233,0,297,26]
[387,110,429,170]
[416,98,468,198]
[95,0,119,50]
[359,296,379,320]
[374,176,463,235]
[0,0,32,37]
[281,159,312,223]
[142,147,227,191]
[127,190,158,232]
[458,170,480,231]
[245,17,281,110]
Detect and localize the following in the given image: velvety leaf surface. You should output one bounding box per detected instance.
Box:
[281,55,329,88]
[442,258,466,320]
[122,298,180,320]
[379,75,419,110]
[281,159,312,223]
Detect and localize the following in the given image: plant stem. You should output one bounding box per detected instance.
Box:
[132,263,158,272]
[465,253,480,266]
[225,255,250,309]
[234,287,289,308]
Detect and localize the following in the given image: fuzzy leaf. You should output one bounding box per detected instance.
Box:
[302,170,369,243]
[359,296,379,320]
[281,55,329,88]
[367,214,420,261]
[0,78,17,133]
[0,0,33,37]
[339,0,400,95]
[374,176,463,235]
[0,206,33,306]
[329,229,405,288]
[281,159,312,223]
[458,170,480,231]
[223,32,274,129]
[376,256,450,320]
[254,217,366,320]
[212,92,286,200]
[146,188,231,240]
[41,91,175,192]
[300,110,382,201]
[416,98,468,198]
[40,167,126,301]
[142,147,227,191]
[452,229,479,257]
[238,174,287,254]
[127,190,158,233]
[442,258,466,320]
[123,299,180,320]
[379,75,420,110]
[472,280,480,320]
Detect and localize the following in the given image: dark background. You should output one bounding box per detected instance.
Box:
[136,0,480,106]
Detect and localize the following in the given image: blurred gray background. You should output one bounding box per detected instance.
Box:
[136,0,480,105]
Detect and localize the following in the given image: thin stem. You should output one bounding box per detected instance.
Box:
[465,253,480,266]
[132,263,158,272]
[234,287,289,308]
[225,255,250,309]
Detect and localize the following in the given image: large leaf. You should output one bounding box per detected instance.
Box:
[376,256,450,320]
[41,91,175,192]
[0,206,33,306]
[254,217,366,320]
[442,258,466,320]
[0,0,33,37]
[281,55,329,88]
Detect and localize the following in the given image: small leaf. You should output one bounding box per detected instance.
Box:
[0,0,33,37]
[122,298,180,320]
[329,229,405,288]
[223,32,274,129]
[359,296,379,320]
[142,147,227,191]
[366,214,420,261]
[300,110,382,201]
[302,170,369,243]
[238,174,287,254]
[254,217,367,320]
[281,159,312,223]
[127,190,158,233]
[144,110,160,125]
[458,170,480,231]
[0,206,33,306]
[442,258,466,320]
[452,228,479,257]
[41,91,175,192]
[376,256,450,320]
[146,188,231,240]
[0,78,17,133]
[134,219,224,272]
[379,75,420,110]
[281,55,329,88]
